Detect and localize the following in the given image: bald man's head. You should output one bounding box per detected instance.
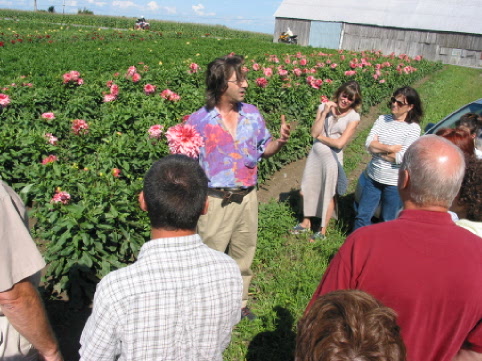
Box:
[399,135,465,209]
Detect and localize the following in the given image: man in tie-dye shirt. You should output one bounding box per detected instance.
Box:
[187,54,290,320]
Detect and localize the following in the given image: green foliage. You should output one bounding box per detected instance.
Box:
[0,15,442,303]
[48,6,55,13]
[77,8,94,15]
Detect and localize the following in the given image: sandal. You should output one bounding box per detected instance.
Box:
[290,223,309,235]
[309,232,326,243]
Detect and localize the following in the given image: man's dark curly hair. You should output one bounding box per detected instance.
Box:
[458,157,482,222]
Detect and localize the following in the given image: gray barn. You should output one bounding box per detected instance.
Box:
[274,0,482,67]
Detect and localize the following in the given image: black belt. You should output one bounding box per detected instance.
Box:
[208,186,255,207]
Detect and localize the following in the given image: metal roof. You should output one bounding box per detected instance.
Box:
[274,0,482,35]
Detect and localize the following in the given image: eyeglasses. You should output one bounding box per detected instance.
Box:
[340,93,354,102]
[227,78,247,85]
[390,97,409,107]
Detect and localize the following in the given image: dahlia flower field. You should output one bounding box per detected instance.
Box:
[0,12,442,298]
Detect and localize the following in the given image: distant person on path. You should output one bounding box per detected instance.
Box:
[296,290,406,361]
[0,181,63,361]
[79,155,242,361]
[306,135,482,361]
[291,81,362,241]
[186,54,290,320]
[354,86,422,230]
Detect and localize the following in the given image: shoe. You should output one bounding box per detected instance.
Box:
[290,223,309,235]
[241,307,257,321]
[309,232,326,243]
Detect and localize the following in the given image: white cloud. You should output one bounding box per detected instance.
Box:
[164,6,176,14]
[65,0,78,6]
[112,1,138,9]
[86,0,107,5]
[192,3,215,16]
[147,1,158,11]
[0,1,14,6]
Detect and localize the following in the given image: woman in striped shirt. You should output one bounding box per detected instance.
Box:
[354,87,423,230]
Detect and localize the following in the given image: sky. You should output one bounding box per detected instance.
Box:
[0,0,282,34]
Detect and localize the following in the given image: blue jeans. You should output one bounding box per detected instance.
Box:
[354,172,402,230]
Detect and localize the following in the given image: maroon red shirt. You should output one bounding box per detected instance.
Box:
[307,210,482,361]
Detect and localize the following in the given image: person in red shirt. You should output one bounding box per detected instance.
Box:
[306,135,482,361]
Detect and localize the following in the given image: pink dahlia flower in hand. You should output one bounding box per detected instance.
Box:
[0,93,11,107]
[41,112,55,120]
[148,124,164,139]
[165,124,204,158]
[71,119,89,135]
[51,190,71,205]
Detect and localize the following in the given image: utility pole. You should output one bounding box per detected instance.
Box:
[34,0,37,11]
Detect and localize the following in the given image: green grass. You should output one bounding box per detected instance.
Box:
[418,65,482,129]
[233,64,482,361]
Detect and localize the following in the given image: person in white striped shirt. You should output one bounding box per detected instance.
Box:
[354,87,422,230]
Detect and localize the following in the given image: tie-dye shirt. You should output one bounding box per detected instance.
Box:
[186,103,272,187]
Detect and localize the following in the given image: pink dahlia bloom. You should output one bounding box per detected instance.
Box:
[132,73,141,82]
[310,79,323,89]
[189,63,200,73]
[112,168,121,178]
[0,93,11,107]
[330,63,338,69]
[41,112,55,120]
[160,89,181,102]
[324,79,333,84]
[344,70,357,76]
[278,69,288,77]
[51,190,71,205]
[292,68,302,77]
[299,58,308,66]
[263,67,273,77]
[62,73,72,84]
[414,55,423,61]
[77,78,84,85]
[41,154,58,165]
[255,78,269,88]
[72,119,89,135]
[44,133,58,145]
[110,84,119,97]
[69,71,80,81]
[165,124,204,158]
[320,95,329,103]
[252,63,260,71]
[148,124,164,138]
[103,94,117,102]
[144,84,156,95]
[126,66,137,78]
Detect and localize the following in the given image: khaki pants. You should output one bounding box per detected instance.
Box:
[0,315,38,361]
[197,190,258,308]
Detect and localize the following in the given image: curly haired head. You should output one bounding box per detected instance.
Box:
[296,290,406,361]
[457,157,482,222]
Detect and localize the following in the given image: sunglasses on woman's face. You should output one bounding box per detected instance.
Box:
[390,97,408,107]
